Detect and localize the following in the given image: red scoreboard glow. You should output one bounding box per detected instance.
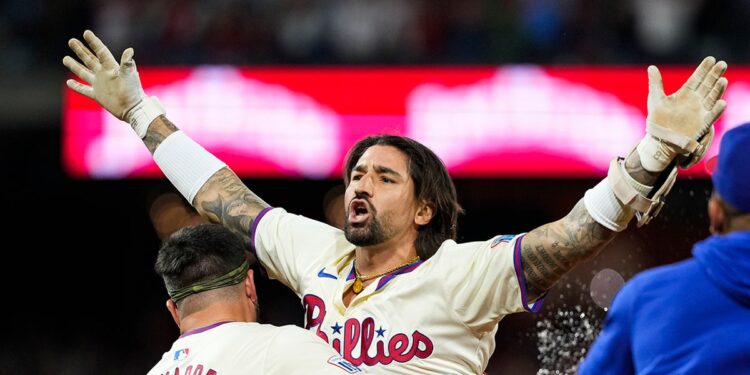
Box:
[63,66,750,179]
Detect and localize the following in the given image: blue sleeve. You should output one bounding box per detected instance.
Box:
[577,282,637,375]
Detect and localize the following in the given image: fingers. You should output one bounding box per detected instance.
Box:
[120,47,136,72]
[684,56,717,91]
[83,29,118,69]
[648,65,665,99]
[705,99,727,126]
[703,77,728,110]
[66,79,95,99]
[62,55,94,83]
[68,38,100,70]
[696,60,727,98]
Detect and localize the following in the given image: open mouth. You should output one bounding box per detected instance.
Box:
[348,199,371,225]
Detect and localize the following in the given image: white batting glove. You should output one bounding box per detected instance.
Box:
[62,30,164,138]
[638,56,728,172]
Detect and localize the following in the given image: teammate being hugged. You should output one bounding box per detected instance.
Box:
[64,30,727,374]
[149,224,363,375]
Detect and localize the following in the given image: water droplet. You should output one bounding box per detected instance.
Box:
[589,269,625,309]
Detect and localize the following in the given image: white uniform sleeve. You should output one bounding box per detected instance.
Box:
[251,207,347,295]
[437,234,544,332]
[264,327,364,374]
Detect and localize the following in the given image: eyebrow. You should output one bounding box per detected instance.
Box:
[353,164,404,179]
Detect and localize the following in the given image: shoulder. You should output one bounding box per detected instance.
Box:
[627,258,700,291]
[612,258,700,309]
[434,234,521,256]
[272,325,329,345]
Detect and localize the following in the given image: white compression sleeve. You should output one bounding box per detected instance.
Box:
[153,131,227,204]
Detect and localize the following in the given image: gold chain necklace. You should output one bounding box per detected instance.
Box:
[352,255,420,294]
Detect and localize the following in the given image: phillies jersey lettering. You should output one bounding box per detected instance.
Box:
[252,208,544,374]
[304,294,434,365]
[159,365,217,375]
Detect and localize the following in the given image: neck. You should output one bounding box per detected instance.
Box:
[356,231,419,276]
[179,300,255,334]
[729,215,750,232]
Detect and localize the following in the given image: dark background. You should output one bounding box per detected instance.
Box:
[0,0,739,373]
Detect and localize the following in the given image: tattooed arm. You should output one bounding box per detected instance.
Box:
[143,116,269,245]
[521,152,661,301]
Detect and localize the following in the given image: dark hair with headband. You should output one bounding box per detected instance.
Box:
[155,223,250,304]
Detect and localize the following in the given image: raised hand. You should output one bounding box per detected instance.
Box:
[641,57,728,170]
[62,30,146,120]
[62,30,163,138]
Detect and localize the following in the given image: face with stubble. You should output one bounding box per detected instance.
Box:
[344,145,420,247]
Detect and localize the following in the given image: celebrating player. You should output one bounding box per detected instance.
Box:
[149,223,363,374]
[63,30,727,374]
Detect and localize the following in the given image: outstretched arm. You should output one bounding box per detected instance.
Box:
[63,30,268,246]
[144,117,270,244]
[521,57,728,301]
[521,153,658,300]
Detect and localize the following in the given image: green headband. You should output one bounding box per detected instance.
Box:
[168,260,250,303]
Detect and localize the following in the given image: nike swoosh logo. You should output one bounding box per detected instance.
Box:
[317,268,337,280]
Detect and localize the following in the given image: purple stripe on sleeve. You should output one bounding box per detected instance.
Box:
[513,234,545,313]
[249,207,274,258]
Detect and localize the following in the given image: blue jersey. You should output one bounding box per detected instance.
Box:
[579,231,750,374]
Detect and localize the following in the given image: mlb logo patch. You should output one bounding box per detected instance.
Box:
[491,234,516,248]
[173,348,189,361]
[327,355,363,373]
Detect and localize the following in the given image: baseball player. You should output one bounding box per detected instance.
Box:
[63,30,727,374]
[148,223,362,375]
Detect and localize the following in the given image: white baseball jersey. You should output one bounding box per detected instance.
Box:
[251,208,544,374]
[148,321,364,375]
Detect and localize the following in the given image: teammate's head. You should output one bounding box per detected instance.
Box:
[155,223,258,325]
[343,135,462,259]
[708,123,750,234]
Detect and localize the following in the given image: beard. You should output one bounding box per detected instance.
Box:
[344,206,390,246]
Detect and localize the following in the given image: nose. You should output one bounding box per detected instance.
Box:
[354,173,374,197]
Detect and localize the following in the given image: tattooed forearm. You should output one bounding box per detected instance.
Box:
[521,199,616,300]
[144,116,179,153]
[139,116,268,246]
[194,168,270,246]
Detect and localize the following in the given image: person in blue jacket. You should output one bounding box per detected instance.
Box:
[579,123,750,374]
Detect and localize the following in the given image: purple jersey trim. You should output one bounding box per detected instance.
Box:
[346,262,356,281]
[346,259,425,290]
[179,321,233,338]
[513,234,545,313]
[249,206,274,258]
[375,260,424,290]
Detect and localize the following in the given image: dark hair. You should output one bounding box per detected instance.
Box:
[343,135,463,259]
[154,223,248,293]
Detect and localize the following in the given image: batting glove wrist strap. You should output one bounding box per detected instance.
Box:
[125,96,165,138]
[608,155,677,227]
[636,134,677,172]
[153,131,227,204]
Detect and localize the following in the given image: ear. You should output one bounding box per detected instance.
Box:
[244,269,258,307]
[414,201,435,226]
[166,299,181,328]
[708,196,726,235]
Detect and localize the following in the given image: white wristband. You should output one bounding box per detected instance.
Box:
[584,178,635,232]
[153,131,227,204]
[636,135,676,172]
[126,96,166,138]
